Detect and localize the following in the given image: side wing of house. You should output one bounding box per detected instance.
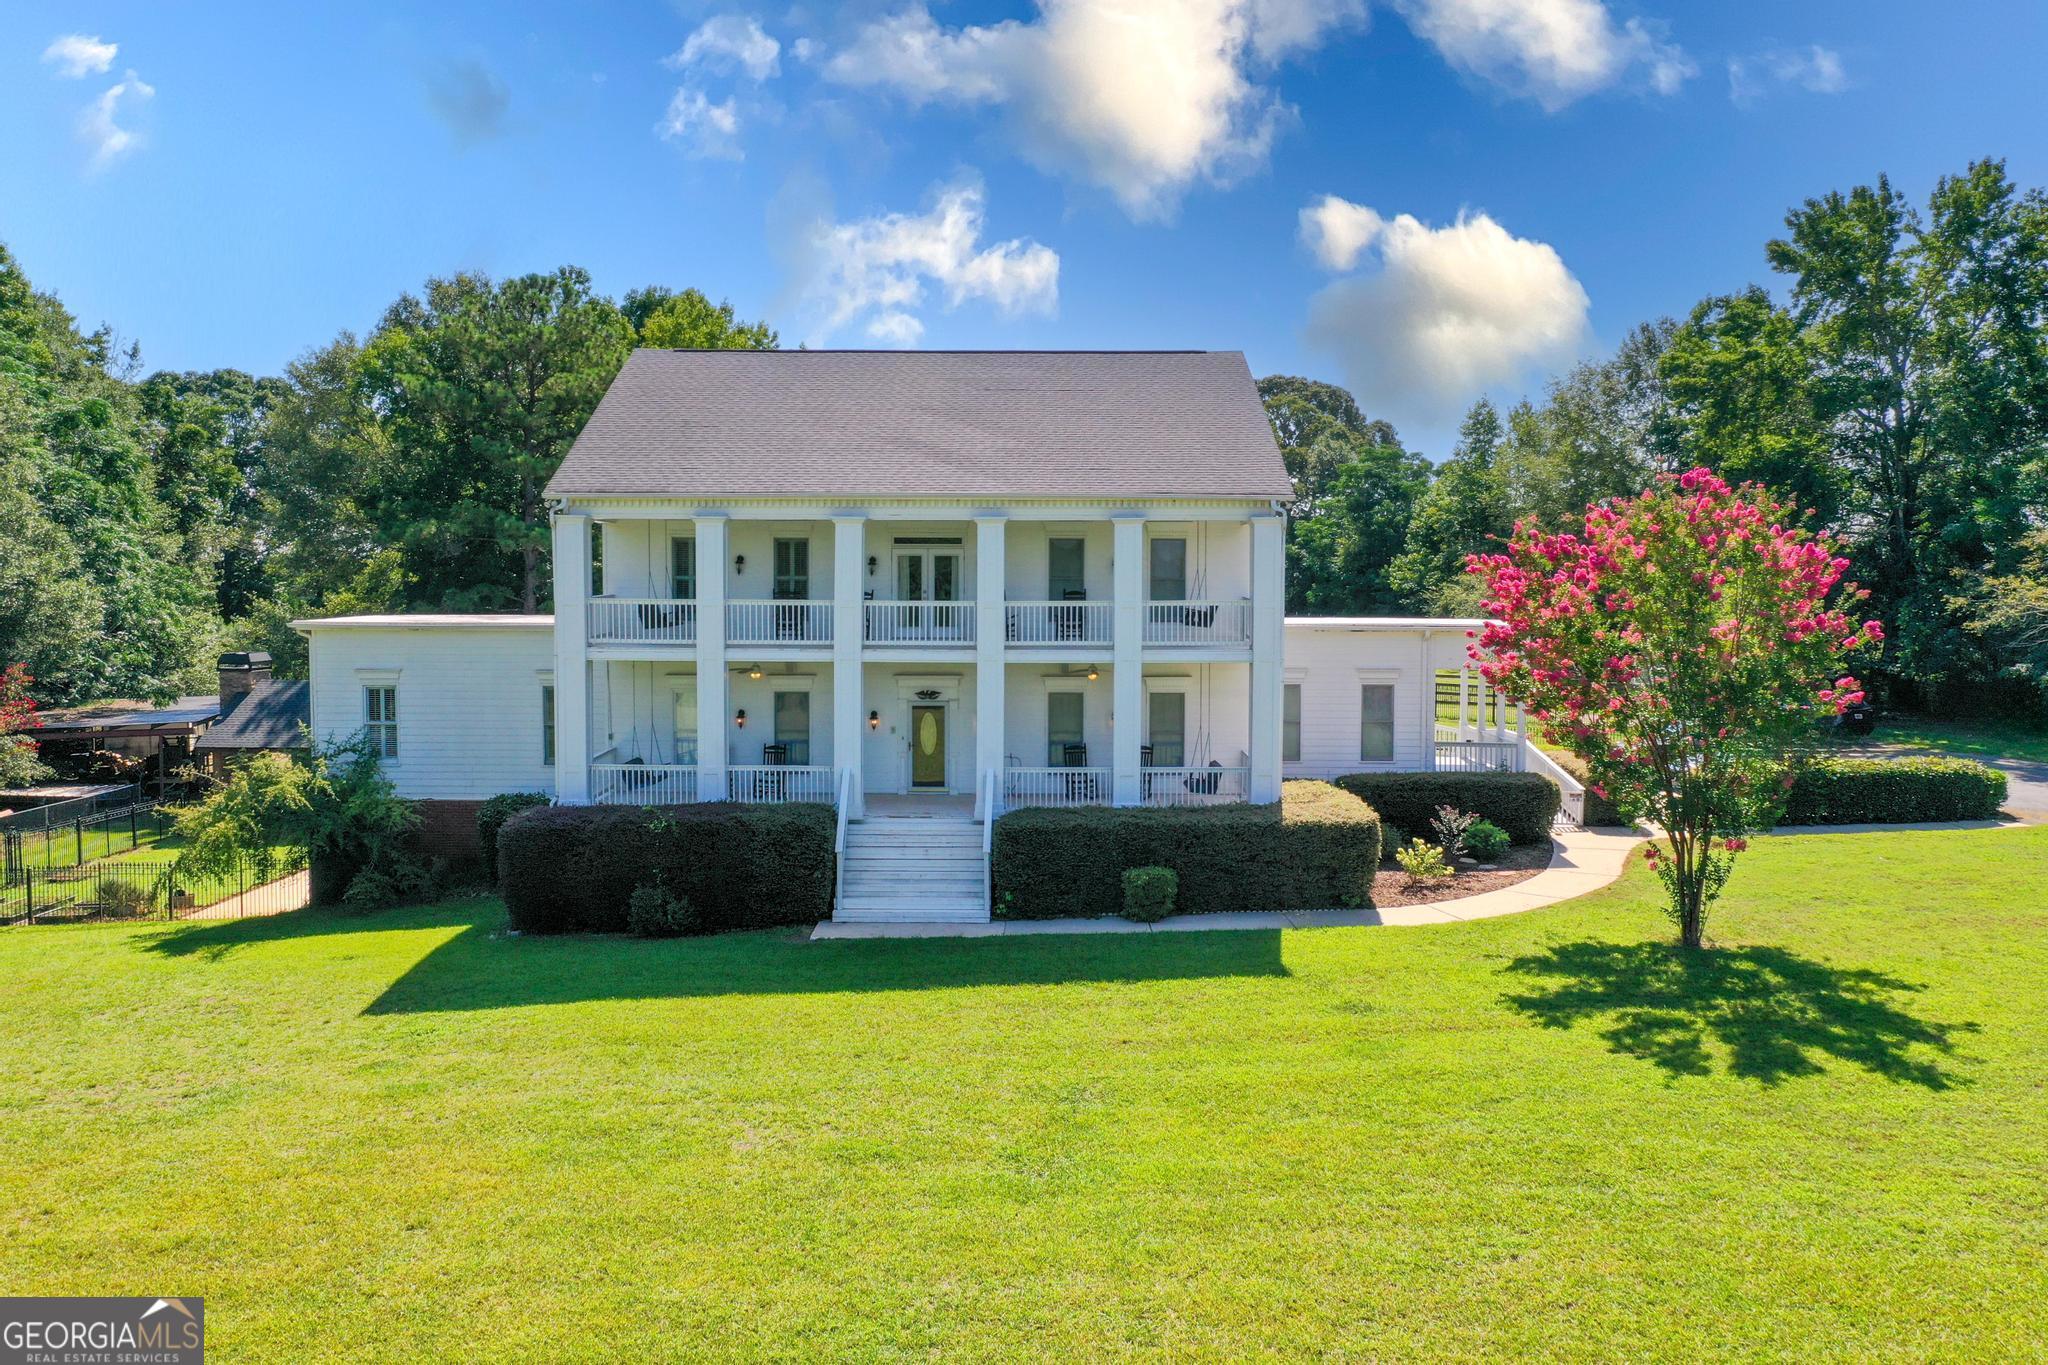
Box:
[1280,619,1498,779]
[297,617,558,802]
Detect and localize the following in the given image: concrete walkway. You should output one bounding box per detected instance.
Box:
[810,827,1647,940]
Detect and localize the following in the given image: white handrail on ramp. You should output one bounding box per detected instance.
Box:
[1522,742,1587,827]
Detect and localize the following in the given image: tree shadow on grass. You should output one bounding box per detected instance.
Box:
[137,898,1290,1008]
[1502,941,1977,1088]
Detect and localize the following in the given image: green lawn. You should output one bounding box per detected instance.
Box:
[1855,715,2048,765]
[3,829,2045,1359]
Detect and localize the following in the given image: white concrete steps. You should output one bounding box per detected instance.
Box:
[835,816,990,923]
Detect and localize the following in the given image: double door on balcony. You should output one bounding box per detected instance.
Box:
[869,545,970,644]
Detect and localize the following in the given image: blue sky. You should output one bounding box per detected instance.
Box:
[5,0,2045,454]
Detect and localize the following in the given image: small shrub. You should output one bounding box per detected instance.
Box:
[93,876,152,918]
[627,883,701,937]
[478,793,550,881]
[991,781,1380,919]
[1780,756,2006,825]
[340,866,402,912]
[1465,819,1511,862]
[1395,840,1453,884]
[1333,772,1558,845]
[1430,804,1477,859]
[1121,866,1178,922]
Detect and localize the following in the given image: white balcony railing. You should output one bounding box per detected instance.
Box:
[728,765,835,804]
[865,601,975,645]
[588,598,697,646]
[1003,766,1111,808]
[1006,600,1113,646]
[1144,600,1252,646]
[591,763,699,805]
[1431,741,1522,773]
[1140,765,1250,806]
[726,600,831,646]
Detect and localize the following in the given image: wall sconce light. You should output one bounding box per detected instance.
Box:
[735,708,747,728]
[867,555,878,576]
[1086,666,1100,682]
[747,665,764,680]
[733,554,745,574]
[868,710,881,730]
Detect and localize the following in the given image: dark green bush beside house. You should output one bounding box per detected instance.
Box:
[498,803,835,934]
[1781,757,2007,826]
[1332,772,1560,845]
[992,780,1380,920]
[478,793,550,880]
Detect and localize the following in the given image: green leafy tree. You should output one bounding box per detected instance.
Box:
[624,287,778,350]
[359,267,635,612]
[1288,443,1433,614]
[1391,398,1513,613]
[1496,321,1675,531]
[1257,374,1402,517]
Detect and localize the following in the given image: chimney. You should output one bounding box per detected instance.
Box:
[218,651,275,709]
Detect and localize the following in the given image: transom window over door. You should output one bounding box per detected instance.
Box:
[363,685,398,758]
[773,538,809,599]
[1148,691,1186,766]
[1047,537,1085,599]
[1149,537,1187,600]
[773,690,811,764]
[670,537,696,599]
[1360,683,1395,762]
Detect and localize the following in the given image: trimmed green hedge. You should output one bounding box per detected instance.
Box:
[478,792,550,881]
[498,803,835,934]
[1331,771,1559,845]
[1781,756,2007,825]
[992,780,1380,920]
[1547,752,1627,827]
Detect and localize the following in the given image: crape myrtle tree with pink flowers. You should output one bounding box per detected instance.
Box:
[1467,469,1885,949]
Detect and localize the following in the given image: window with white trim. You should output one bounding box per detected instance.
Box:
[1360,684,1394,762]
[1283,683,1302,762]
[1048,537,1085,599]
[773,538,810,600]
[1047,690,1084,766]
[364,685,398,758]
[541,684,555,766]
[670,537,696,600]
[1148,537,1188,600]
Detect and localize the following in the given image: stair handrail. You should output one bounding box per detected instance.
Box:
[980,768,997,918]
[833,766,854,915]
[1521,740,1587,827]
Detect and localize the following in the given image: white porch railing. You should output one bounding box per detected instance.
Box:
[590,763,699,805]
[1431,740,1522,773]
[727,600,831,646]
[833,767,854,916]
[1523,744,1588,826]
[1141,765,1249,805]
[865,601,975,644]
[588,598,696,646]
[728,764,834,804]
[1006,601,1113,646]
[1144,600,1252,646]
[1003,766,1111,807]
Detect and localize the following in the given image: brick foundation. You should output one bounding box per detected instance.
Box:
[409,799,486,863]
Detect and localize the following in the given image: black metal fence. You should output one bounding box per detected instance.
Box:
[0,856,309,926]
[0,801,171,877]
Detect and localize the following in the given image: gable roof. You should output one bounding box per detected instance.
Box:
[193,680,310,753]
[545,350,1293,501]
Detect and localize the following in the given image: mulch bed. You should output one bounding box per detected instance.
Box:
[1371,840,1553,908]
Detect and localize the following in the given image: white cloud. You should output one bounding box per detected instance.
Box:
[668,15,781,81]
[1299,194,1386,270]
[1728,45,1847,107]
[1392,0,1691,109]
[42,34,117,78]
[80,70,154,169]
[1301,197,1590,423]
[823,0,1362,220]
[787,179,1059,345]
[657,88,743,159]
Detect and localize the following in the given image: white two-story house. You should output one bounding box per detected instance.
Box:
[296,350,1569,920]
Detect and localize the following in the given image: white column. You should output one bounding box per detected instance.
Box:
[1248,512,1285,804]
[1421,630,1438,773]
[1111,513,1145,805]
[1458,667,1471,740]
[695,514,729,802]
[974,515,1007,816]
[831,514,866,816]
[551,511,592,804]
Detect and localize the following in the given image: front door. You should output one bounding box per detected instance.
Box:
[910,704,947,788]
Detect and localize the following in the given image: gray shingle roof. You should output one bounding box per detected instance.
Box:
[193,680,309,752]
[545,350,1293,501]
